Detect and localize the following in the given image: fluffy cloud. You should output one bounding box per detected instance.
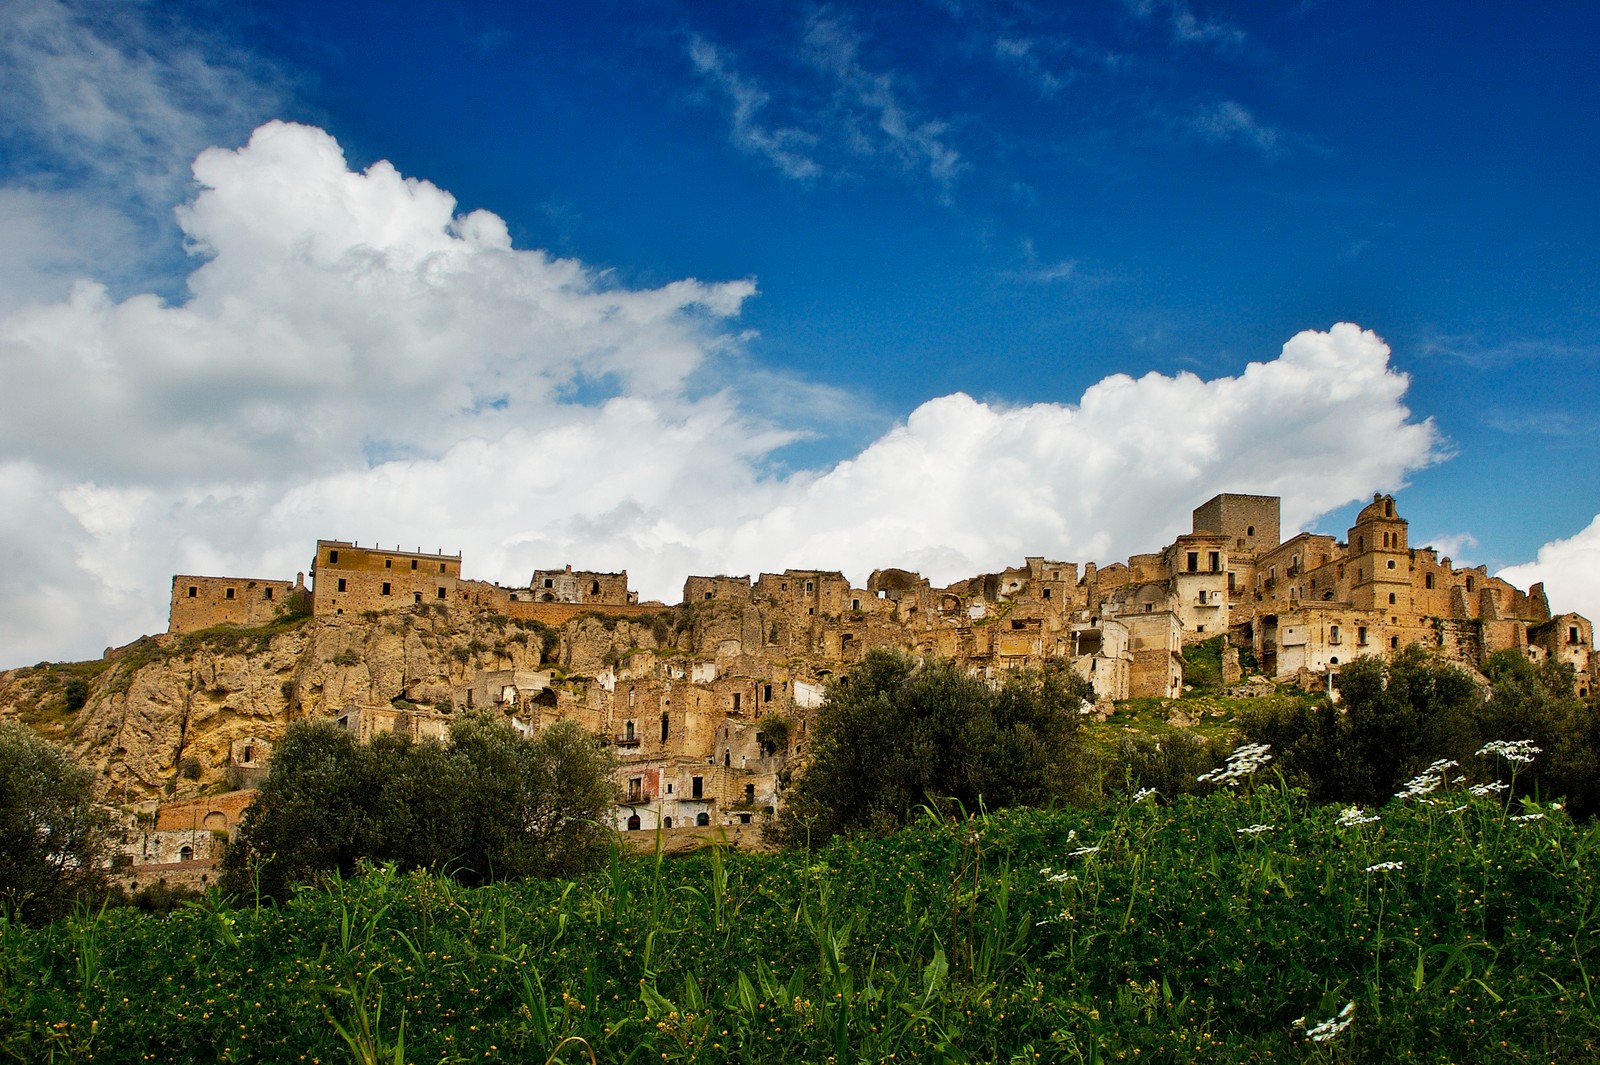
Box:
[1499,518,1600,624]
[1,122,1443,667]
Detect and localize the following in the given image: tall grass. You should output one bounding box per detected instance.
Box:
[1,774,1596,1062]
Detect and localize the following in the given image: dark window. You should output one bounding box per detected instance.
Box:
[1389,593,1396,605]
[1571,627,1581,644]
[187,586,197,597]
[225,588,235,599]
[763,684,772,702]
[328,549,339,563]
[696,812,710,826]
[739,813,752,825]
[704,591,713,599]
[1187,552,1199,572]
[1043,588,1051,599]
[663,817,673,828]
[732,693,741,712]
[385,559,392,569]
[413,592,422,604]
[626,815,640,831]
[439,562,446,573]
[543,578,553,588]
[692,776,703,799]
[338,577,347,592]
[1425,573,1434,589]
[1246,525,1255,537]
[410,559,417,570]
[591,580,600,595]
[264,588,273,600]
[381,582,391,596]
[1358,627,1368,645]
[1466,577,1475,592]
[437,588,446,599]
[661,713,669,741]
[1391,636,1400,649]
[1209,551,1220,572]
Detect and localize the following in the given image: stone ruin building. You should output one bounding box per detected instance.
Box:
[164,491,1594,841]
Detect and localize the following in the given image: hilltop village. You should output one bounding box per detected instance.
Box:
[145,491,1594,859]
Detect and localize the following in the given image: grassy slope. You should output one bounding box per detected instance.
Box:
[3,782,1596,1064]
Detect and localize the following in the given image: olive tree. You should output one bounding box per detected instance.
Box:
[775,650,1093,844]
[222,711,614,899]
[0,725,111,921]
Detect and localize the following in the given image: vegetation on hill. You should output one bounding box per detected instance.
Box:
[1241,646,1600,817]
[0,724,111,922]
[773,650,1096,844]
[219,711,614,900]
[2,767,1595,1062]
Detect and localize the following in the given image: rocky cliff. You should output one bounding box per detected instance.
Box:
[0,605,687,801]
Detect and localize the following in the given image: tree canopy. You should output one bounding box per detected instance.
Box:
[1242,646,1600,815]
[0,725,110,921]
[221,712,614,899]
[776,650,1093,843]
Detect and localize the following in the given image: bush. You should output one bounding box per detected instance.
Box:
[221,712,614,899]
[0,725,111,921]
[775,650,1092,843]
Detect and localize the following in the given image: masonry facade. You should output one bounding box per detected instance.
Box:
[164,490,1596,835]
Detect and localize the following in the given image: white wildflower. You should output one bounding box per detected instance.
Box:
[1299,1001,1355,1043]
[1476,739,1541,764]
[1131,787,1158,803]
[1469,781,1509,796]
[1511,812,1545,823]
[1395,758,1458,800]
[1047,872,1078,883]
[1364,861,1403,873]
[1336,806,1380,827]
[1197,742,1273,786]
[1237,824,1275,835]
[1444,804,1469,815]
[1068,846,1101,858]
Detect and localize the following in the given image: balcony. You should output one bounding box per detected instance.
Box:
[617,790,654,806]
[613,734,641,748]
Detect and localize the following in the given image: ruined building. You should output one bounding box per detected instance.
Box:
[166,491,1595,835]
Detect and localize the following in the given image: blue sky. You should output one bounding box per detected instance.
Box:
[2,0,1598,665]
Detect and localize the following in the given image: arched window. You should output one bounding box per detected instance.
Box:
[663,817,673,828]
[696,812,710,827]
[626,814,641,831]
[624,720,635,741]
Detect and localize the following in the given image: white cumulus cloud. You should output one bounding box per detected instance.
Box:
[1500,518,1600,624]
[0,122,1442,667]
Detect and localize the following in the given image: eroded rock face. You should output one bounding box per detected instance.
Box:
[0,609,579,801]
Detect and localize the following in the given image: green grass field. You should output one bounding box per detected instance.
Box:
[5,766,1598,1064]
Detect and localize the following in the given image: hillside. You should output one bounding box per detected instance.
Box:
[0,605,690,801]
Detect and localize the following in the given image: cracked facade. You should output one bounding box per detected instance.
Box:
[166,491,1596,835]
